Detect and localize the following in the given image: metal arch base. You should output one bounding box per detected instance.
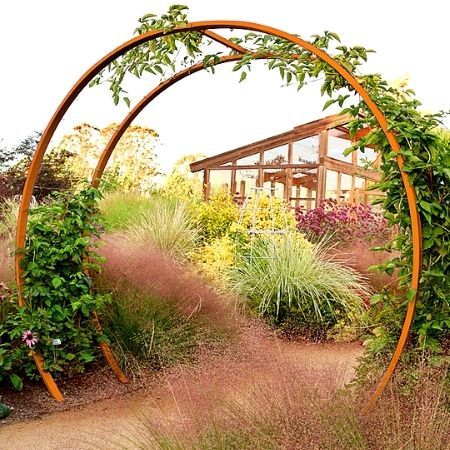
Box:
[15,21,423,411]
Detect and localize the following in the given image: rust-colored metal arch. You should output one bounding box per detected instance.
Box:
[15,21,422,411]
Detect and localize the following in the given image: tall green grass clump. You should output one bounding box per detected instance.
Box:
[0,198,19,241]
[229,234,370,337]
[104,285,204,374]
[120,200,199,261]
[98,192,168,231]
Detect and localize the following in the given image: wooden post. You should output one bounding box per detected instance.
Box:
[351,175,355,203]
[364,178,369,205]
[231,162,237,195]
[307,188,312,210]
[352,148,358,166]
[337,172,342,202]
[296,186,301,208]
[257,149,264,187]
[288,141,293,164]
[316,166,327,204]
[203,169,210,201]
[240,180,246,198]
[270,180,276,197]
[285,169,293,203]
[318,130,328,162]
[317,130,328,204]
[285,141,294,205]
[354,188,360,205]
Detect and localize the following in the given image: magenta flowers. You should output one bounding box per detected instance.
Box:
[22,330,38,348]
[295,199,392,244]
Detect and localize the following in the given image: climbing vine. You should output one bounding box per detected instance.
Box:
[91,5,449,354]
[0,188,110,389]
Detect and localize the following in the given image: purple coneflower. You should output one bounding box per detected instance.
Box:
[22,330,38,348]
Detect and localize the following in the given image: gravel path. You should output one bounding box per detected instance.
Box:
[0,323,362,450]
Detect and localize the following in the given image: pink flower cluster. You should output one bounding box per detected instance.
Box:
[295,199,391,244]
[22,330,38,348]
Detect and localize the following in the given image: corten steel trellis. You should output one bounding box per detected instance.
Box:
[14,21,423,412]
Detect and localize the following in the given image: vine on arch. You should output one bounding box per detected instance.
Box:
[92,5,449,357]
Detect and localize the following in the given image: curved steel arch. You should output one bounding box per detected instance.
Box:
[15,21,422,411]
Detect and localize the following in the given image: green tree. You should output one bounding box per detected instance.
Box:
[52,123,160,193]
[160,153,204,200]
[0,132,80,201]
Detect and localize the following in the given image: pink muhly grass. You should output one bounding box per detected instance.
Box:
[97,234,239,331]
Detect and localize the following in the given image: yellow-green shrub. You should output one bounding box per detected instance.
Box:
[193,235,235,287]
[190,189,239,244]
[239,194,297,233]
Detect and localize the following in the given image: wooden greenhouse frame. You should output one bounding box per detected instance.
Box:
[190,113,382,208]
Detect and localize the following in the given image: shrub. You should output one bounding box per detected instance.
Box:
[192,235,235,287]
[189,189,239,244]
[159,153,204,201]
[0,132,80,201]
[0,188,110,389]
[295,199,392,244]
[239,193,297,233]
[192,192,299,285]
[229,233,370,338]
[120,199,199,261]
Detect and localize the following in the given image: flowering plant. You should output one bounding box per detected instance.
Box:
[295,199,392,244]
[0,188,111,390]
[22,330,38,348]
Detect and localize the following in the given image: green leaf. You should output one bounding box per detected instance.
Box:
[52,277,62,289]
[10,374,23,391]
[239,71,247,83]
[370,294,383,305]
[323,98,336,110]
[405,288,417,302]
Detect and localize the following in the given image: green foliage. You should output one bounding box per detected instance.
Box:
[0,131,80,201]
[0,188,109,388]
[229,194,299,254]
[52,123,160,194]
[90,5,203,105]
[346,92,450,352]
[120,199,199,261]
[193,235,235,288]
[362,289,407,355]
[238,194,297,233]
[98,192,164,231]
[229,234,370,338]
[0,403,11,419]
[103,284,204,373]
[159,153,204,201]
[190,190,239,244]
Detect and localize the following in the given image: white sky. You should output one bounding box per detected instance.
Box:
[1,0,449,172]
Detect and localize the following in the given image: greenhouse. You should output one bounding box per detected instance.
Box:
[190,113,381,208]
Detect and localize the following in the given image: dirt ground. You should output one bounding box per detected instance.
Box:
[0,321,362,450]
